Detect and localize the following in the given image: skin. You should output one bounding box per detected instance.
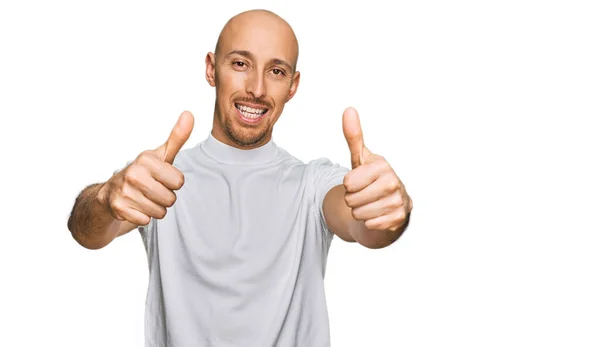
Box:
[325,107,413,249]
[67,112,193,249]
[67,9,412,250]
[206,9,300,149]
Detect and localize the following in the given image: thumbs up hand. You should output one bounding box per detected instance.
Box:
[98,111,195,226]
[155,111,195,164]
[342,107,412,233]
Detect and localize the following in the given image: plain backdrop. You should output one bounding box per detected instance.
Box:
[1,0,599,346]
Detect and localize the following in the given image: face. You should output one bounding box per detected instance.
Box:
[205,16,300,149]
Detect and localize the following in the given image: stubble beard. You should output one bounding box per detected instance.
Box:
[222,111,270,148]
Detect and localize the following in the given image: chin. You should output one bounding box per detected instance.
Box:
[223,114,270,147]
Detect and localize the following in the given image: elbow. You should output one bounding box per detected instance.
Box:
[357,238,395,250]
[67,210,110,250]
[71,231,110,250]
[354,225,407,250]
[361,213,411,249]
[68,222,110,250]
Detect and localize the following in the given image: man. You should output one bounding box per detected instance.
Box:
[68,9,412,347]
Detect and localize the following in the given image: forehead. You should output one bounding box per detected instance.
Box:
[219,16,298,66]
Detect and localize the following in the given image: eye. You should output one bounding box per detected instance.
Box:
[233,61,246,68]
[272,68,285,76]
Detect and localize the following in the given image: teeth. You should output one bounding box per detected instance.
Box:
[236,104,267,120]
[240,110,262,119]
[237,104,266,114]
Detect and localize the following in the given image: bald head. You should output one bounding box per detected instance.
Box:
[204,9,302,149]
[214,9,299,71]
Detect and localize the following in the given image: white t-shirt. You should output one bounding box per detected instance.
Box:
[137,132,349,346]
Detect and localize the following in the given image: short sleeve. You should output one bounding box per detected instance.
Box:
[138,217,154,255]
[310,158,350,235]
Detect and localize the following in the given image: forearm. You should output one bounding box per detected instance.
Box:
[324,185,410,249]
[67,183,122,250]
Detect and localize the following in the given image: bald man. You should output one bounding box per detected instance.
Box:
[68,9,412,347]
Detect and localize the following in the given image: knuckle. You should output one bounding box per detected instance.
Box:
[351,208,361,220]
[342,175,350,189]
[380,160,393,174]
[156,207,168,219]
[135,214,151,226]
[395,211,406,226]
[124,170,141,186]
[365,219,378,230]
[386,178,400,193]
[134,153,146,166]
[177,173,185,188]
[399,208,407,220]
[137,150,154,163]
[391,194,404,208]
[173,171,185,189]
[110,200,125,215]
[166,193,177,207]
[343,192,353,207]
[120,184,135,200]
[343,175,355,192]
[383,157,392,168]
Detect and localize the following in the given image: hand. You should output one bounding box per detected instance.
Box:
[342,107,412,233]
[98,111,195,225]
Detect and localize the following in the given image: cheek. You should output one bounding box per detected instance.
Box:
[268,81,292,104]
[217,71,246,95]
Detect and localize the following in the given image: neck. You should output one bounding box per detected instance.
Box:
[201,127,279,165]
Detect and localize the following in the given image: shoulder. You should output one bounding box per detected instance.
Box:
[278,149,350,177]
[307,157,350,178]
[303,158,350,202]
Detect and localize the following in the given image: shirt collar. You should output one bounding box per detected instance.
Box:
[199,131,279,165]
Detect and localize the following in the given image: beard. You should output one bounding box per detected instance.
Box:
[221,110,270,148]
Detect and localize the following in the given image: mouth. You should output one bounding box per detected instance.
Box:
[235,103,269,123]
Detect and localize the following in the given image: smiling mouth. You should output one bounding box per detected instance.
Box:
[235,103,268,120]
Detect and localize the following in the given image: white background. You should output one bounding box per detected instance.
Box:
[1,0,599,346]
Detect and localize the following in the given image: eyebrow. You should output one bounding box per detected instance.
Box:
[226,50,293,72]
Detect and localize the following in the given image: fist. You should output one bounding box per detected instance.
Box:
[342,107,412,233]
[98,111,195,226]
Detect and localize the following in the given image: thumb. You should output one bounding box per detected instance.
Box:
[156,111,195,164]
[342,107,367,169]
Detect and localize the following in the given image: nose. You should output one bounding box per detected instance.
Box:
[245,69,266,99]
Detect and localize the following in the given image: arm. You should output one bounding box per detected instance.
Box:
[67,110,194,250]
[325,107,412,249]
[323,184,411,249]
[67,183,138,250]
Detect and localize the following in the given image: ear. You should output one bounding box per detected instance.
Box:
[285,71,301,102]
[205,52,216,87]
